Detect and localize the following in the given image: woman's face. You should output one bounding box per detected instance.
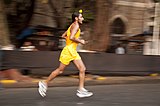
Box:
[77,14,84,24]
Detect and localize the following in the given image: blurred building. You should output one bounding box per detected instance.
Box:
[105,0,156,54]
[2,0,72,51]
[1,0,159,54]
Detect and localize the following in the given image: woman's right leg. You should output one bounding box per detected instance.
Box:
[38,62,67,97]
[45,63,67,85]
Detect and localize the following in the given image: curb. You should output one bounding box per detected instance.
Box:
[1,73,159,84]
[0,80,17,84]
[0,79,46,84]
[1,75,160,88]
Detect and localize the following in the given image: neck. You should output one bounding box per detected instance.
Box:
[73,21,80,26]
[74,21,78,24]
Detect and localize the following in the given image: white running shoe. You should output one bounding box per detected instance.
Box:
[38,81,47,97]
[76,88,93,98]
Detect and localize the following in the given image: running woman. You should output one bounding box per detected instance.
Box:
[38,10,93,98]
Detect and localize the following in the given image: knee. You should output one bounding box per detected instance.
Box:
[57,67,64,74]
[79,66,86,73]
[59,71,63,74]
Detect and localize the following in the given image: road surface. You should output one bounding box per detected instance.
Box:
[0,83,160,106]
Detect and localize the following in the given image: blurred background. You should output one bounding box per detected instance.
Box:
[0,0,160,76]
[0,0,159,55]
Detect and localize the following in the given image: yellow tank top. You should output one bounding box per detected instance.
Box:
[66,25,81,50]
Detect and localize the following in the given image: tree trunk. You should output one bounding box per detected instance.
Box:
[0,0,11,46]
[91,0,110,51]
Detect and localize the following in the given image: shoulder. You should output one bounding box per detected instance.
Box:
[70,23,79,31]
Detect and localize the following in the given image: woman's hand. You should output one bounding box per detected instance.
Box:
[80,39,86,45]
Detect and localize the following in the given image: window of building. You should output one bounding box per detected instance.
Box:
[111,18,125,34]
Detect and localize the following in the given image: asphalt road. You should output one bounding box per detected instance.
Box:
[0,83,160,106]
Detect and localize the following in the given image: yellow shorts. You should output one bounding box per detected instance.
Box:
[59,46,81,65]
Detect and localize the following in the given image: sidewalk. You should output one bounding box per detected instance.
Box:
[1,73,160,88]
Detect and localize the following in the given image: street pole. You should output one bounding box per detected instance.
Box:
[152,3,160,55]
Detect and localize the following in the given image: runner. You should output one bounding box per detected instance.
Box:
[38,10,93,98]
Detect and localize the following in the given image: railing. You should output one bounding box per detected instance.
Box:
[1,50,160,75]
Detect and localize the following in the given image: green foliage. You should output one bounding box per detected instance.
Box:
[3,0,12,4]
[83,10,94,22]
[155,0,160,2]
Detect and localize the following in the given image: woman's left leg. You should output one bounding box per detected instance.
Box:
[73,59,93,98]
[73,59,86,90]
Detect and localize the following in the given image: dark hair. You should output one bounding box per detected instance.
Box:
[72,12,80,22]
